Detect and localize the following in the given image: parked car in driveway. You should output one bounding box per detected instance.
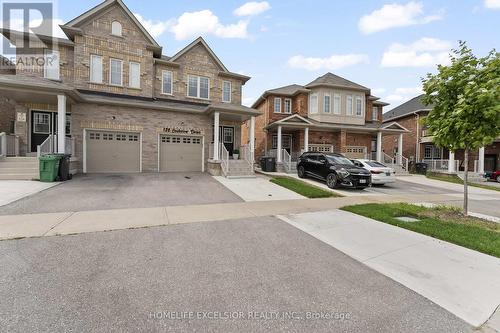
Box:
[351,159,396,185]
[297,152,372,189]
[484,170,500,183]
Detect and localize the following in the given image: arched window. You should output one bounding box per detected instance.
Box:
[111,21,122,36]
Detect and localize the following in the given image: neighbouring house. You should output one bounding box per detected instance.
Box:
[382,94,500,174]
[0,0,259,179]
[241,73,409,173]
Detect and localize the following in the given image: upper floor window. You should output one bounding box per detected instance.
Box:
[90,55,103,83]
[284,98,292,114]
[109,58,123,86]
[129,62,140,88]
[44,49,59,80]
[333,94,341,115]
[111,21,122,36]
[310,93,318,114]
[188,75,209,99]
[162,70,173,95]
[372,107,379,121]
[346,95,353,116]
[323,94,331,113]
[274,98,281,113]
[222,81,231,103]
[356,97,363,116]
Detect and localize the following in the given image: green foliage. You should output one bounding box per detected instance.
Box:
[422,41,500,151]
[270,176,339,198]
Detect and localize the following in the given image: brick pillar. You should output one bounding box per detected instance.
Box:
[339,129,347,154]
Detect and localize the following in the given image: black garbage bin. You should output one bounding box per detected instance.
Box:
[260,157,276,172]
[415,162,428,175]
[54,154,72,181]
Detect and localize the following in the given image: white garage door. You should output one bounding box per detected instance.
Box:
[86,131,141,173]
[159,135,203,172]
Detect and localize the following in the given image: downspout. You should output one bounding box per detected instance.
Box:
[414,112,420,162]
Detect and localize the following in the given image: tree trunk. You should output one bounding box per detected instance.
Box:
[463,148,469,216]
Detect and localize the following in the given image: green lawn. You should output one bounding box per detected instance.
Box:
[270,176,340,199]
[342,203,500,258]
[426,172,500,192]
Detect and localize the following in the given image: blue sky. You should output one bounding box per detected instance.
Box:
[11,0,500,110]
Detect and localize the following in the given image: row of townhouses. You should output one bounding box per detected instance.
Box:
[0,0,498,180]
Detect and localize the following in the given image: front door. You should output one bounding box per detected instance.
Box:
[485,154,497,173]
[220,126,234,156]
[272,134,292,154]
[30,110,71,153]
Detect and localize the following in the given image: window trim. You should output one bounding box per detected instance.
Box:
[161,70,173,95]
[111,21,122,36]
[128,61,141,89]
[274,98,282,113]
[346,95,353,116]
[372,106,379,121]
[333,93,341,115]
[43,49,60,80]
[323,94,331,113]
[90,54,103,84]
[310,93,319,114]
[284,98,292,114]
[109,58,123,86]
[222,80,231,103]
[187,75,210,100]
[355,96,364,117]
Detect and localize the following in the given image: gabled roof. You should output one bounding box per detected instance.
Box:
[381,122,410,132]
[170,37,228,72]
[382,94,432,122]
[251,84,310,108]
[306,72,370,92]
[60,0,160,50]
[274,114,313,124]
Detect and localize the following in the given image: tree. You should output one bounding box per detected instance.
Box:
[422,42,500,216]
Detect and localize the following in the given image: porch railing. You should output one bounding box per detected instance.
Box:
[0,132,6,157]
[220,143,229,176]
[396,154,409,171]
[282,149,292,173]
[240,144,254,169]
[37,134,57,158]
[383,152,395,165]
[423,159,459,172]
[65,137,75,156]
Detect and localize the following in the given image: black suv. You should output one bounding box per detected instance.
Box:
[297,152,372,189]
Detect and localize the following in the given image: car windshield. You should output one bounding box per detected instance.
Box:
[366,161,386,167]
[326,155,354,165]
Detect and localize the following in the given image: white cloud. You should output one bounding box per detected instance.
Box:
[134,13,172,38]
[485,0,500,9]
[234,1,271,16]
[170,10,249,40]
[359,1,442,34]
[381,37,451,67]
[372,88,386,95]
[288,53,369,71]
[385,94,406,102]
[394,87,423,95]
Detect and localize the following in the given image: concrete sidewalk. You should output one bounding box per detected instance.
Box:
[0,181,58,207]
[398,175,500,197]
[278,209,500,328]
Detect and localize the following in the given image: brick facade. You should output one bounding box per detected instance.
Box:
[382,114,420,161]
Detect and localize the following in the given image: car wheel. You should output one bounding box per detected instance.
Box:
[326,173,338,189]
[497,175,500,183]
[298,166,306,178]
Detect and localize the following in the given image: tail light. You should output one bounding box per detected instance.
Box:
[370,170,382,174]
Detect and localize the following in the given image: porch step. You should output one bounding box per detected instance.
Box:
[0,173,38,180]
[0,157,39,180]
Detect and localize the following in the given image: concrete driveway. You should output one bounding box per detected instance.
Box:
[0,173,242,215]
[0,217,471,332]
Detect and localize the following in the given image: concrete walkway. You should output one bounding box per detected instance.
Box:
[278,209,500,328]
[0,180,58,207]
[213,175,304,201]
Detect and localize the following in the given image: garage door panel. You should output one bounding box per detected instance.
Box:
[86,131,140,173]
[160,135,203,172]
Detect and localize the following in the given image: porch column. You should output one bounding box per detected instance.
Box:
[249,116,255,162]
[277,125,282,163]
[376,131,382,163]
[213,112,220,160]
[397,133,403,165]
[478,146,485,174]
[448,151,455,173]
[57,94,67,153]
[304,127,309,153]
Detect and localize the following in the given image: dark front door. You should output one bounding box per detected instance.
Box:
[31,111,55,153]
[220,126,234,156]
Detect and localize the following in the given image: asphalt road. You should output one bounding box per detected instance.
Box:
[0,217,471,332]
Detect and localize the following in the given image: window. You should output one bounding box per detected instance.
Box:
[346,95,353,115]
[162,71,173,95]
[372,107,379,121]
[116,134,127,141]
[129,62,140,88]
[222,81,231,102]
[284,98,292,114]
[424,145,442,159]
[333,94,341,114]
[109,58,123,86]
[323,94,331,113]
[187,75,209,99]
[274,98,282,113]
[33,113,50,134]
[111,21,122,36]
[356,97,363,116]
[310,94,318,114]
[90,55,103,83]
[44,49,60,80]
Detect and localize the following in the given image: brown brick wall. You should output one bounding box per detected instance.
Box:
[382,114,419,161]
[0,95,16,133]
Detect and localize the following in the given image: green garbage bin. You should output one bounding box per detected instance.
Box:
[39,155,61,182]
